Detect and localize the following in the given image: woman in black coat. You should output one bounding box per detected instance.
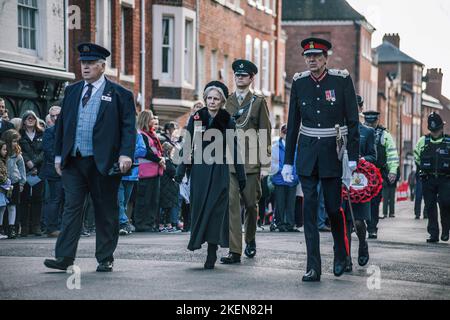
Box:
[176,81,246,269]
[19,110,44,236]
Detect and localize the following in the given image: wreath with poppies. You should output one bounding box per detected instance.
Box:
[342,159,383,204]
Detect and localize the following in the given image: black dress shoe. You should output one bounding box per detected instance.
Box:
[220,252,241,264]
[96,261,113,272]
[333,259,346,277]
[441,232,449,242]
[44,257,74,271]
[426,237,439,243]
[244,241,256,258]
[302,269,320,282]
[358,242,369,266]
[368,232,377,239]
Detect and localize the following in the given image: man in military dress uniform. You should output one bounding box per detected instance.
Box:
[282,38,360,281]
[414,113,450,243]
[220,60,272,264]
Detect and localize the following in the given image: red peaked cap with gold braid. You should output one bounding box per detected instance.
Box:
[301,37,332,55]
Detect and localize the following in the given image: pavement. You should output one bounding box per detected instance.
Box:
[0,201,449,300]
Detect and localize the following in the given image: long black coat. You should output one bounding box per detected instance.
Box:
[160,158,179,209]
[177,107,246,251]
[54,78,136,175]
[19,129,44,174]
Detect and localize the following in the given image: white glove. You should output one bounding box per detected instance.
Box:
[281,165,294,183]
[349,161,357,172]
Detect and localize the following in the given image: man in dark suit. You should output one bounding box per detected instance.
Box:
[44,43,136,272]
[0,98,15,136]
[282,38,360,282]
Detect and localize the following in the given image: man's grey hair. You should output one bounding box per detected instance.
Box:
[48,105,61,114]
[0,97,4,103]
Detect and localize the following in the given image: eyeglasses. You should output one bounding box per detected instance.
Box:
[26,117,36,121]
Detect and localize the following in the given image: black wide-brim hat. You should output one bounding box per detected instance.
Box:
[301,37,332,55]
[204,81,229,100]
[78,43,111,61]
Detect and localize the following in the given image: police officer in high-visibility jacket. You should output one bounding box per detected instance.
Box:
[282,37,360,282]
[414,112,450,243]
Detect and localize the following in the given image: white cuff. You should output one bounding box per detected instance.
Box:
[55,156,62,164]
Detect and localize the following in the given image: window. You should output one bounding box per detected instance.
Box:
[261,41,270,93]
[245,35,252,61]
[253,38,261,90]
[18,0,38,50]
[211,50,218,80]
[96,0,112,64]
[199,46,205,91]
[162,16,174,79]
[223,55,229,84]
[184,20,194,83]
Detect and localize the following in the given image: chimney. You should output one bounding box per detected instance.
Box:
[425,68,443,98]
[383,33,400,48]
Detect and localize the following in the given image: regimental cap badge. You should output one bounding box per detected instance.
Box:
[239,63,244,68]
[309,42,315,49]
[82,45,90,53]
[431,121,436,128]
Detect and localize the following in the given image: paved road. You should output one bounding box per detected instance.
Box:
[0,201,449,300]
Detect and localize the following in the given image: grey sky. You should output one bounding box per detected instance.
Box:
[346,0,450,98]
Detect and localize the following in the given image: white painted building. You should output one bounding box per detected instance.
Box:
[0,0,74,118]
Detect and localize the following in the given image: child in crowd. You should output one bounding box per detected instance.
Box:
[2,130,26,239]
[0,140,14,239]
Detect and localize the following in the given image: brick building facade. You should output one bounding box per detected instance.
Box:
[151,0,286,125]
[375,34,424,179]
[424,68,450,129]
[282,0,378,110]
[68,0,144,111]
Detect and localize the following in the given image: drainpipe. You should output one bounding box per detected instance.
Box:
[140,0,146,111]
[194,0,200,100]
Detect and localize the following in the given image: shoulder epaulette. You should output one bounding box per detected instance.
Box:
[328,69,350,78]
[293,71,311,81]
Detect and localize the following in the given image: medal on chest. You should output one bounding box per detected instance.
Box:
[325,90,336,102]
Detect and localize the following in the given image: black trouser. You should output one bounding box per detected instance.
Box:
[134,177,160,230]
[300,175,348,275]
[55,157,121,263]
[367,191,382,233]
[274,184,297,228]
[45,179,65,233]
[19,180,44,234]
[422,176,450,239]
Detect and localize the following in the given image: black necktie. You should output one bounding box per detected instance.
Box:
[82,83,94,107]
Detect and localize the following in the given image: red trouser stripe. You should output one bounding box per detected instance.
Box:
[340,208,350,256]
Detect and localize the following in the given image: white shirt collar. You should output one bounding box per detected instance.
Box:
[84,74,106,90]
[236,88,251,99]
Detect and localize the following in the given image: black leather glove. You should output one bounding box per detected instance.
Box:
[238,179,246,192]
